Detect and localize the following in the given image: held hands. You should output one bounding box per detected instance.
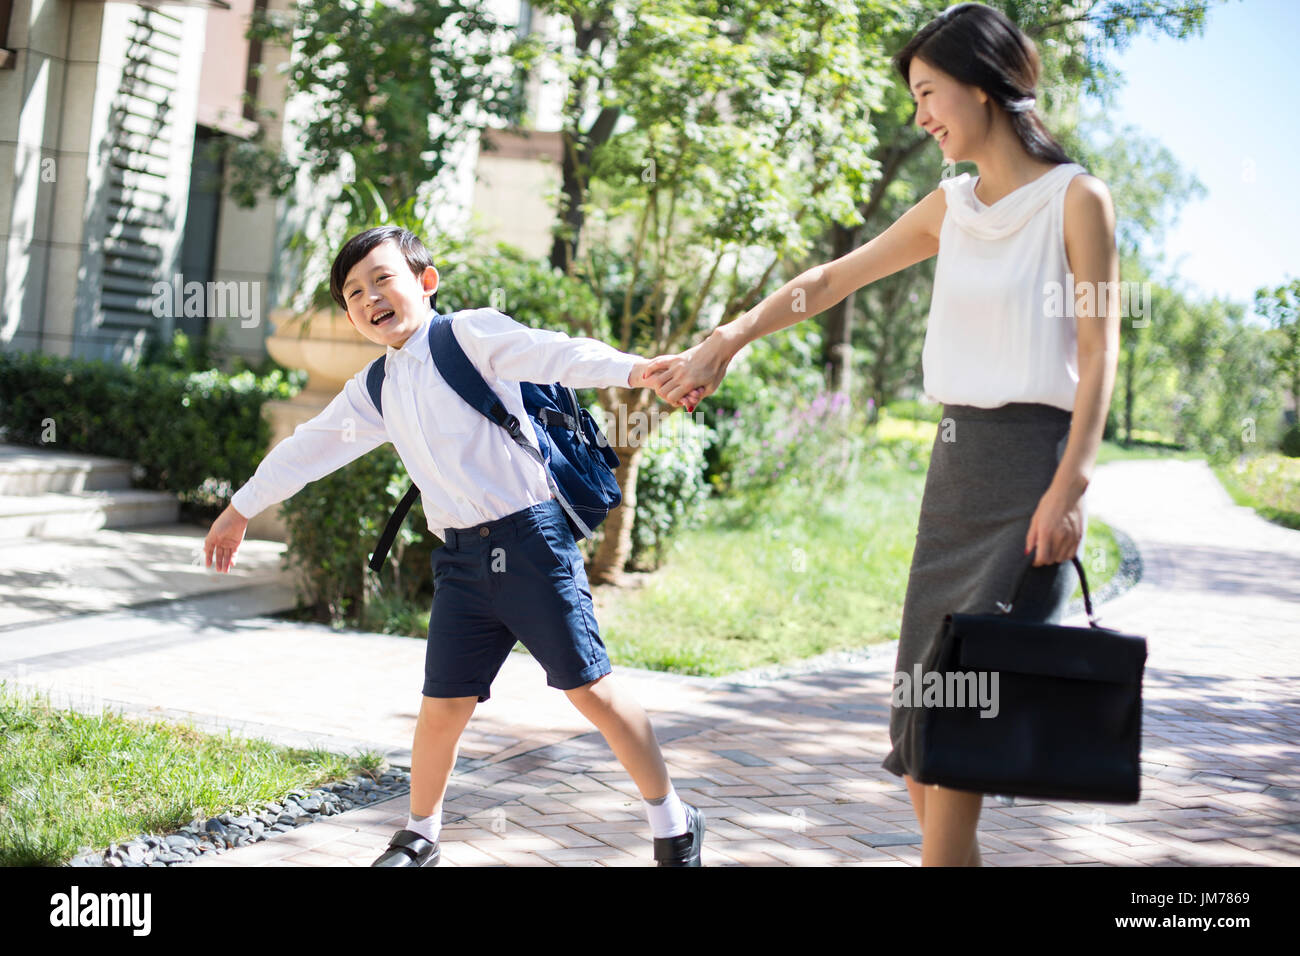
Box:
[203,503,249,573]
[1024,486,1085,567]
[631,332,736,411]
[630,356,707,410]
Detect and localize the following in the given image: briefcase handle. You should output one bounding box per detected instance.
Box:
[997,554,1101,628]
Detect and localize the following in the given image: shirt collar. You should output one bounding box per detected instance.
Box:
[386,307,435,363]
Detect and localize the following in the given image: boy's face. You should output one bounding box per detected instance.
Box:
[340,240,439,349]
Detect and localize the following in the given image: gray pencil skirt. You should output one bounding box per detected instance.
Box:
[881,401,1086,780]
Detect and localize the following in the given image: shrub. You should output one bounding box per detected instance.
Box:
[277,446,437,626]
[629,411,716,570]
[0,347,301,512]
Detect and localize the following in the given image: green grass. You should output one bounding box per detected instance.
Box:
[1212,453,1300,530]
[600,461,927,675]
[0,683,384,866]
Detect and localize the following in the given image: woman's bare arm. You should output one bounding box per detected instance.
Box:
[1024,173,1121,566]
[655,186,946,405]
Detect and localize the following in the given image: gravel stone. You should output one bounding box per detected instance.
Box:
[62,768,413,867]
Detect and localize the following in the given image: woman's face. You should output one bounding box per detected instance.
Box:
[909,57,988,163]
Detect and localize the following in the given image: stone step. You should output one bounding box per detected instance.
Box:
[0,523,293,631]
[0,443,136,494]
[0,490,179,538]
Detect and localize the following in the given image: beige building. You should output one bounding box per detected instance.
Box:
[0,0,565,368]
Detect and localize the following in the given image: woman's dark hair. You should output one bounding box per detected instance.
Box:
[330,225,438,312]
[893,2,1073,165]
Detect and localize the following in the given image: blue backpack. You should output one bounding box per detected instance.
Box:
[364,311,622,572]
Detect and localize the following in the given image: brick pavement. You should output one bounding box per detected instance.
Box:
[6,459,1299,866]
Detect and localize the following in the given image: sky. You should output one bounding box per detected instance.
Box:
[1084,0,1299,325]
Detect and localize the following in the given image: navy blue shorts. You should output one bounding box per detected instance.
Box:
[422,497,612,702]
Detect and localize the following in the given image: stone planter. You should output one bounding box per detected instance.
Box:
[264,306,384,396]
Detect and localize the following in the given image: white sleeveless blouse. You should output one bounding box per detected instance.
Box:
[921,162,1089,413]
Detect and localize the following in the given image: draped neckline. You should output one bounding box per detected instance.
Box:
[940,162,1087,240]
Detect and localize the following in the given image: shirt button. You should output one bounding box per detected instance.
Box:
[479,527,490,538]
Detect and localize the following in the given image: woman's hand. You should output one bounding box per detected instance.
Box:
[1024,487,1085,566]
[638,356,707,409]
[655,329,739,408]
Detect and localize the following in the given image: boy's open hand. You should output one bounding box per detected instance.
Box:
[204,503,249,573]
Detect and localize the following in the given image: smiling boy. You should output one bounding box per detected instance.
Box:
[203,226,705,866]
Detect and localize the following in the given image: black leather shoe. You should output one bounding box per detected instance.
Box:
[653,804,704,867]
[371,829,440,867]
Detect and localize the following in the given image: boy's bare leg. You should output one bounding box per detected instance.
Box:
[563,674,671,799]
[408,695,478,818]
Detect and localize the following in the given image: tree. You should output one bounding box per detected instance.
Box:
[1084,115,1206,443]
[1255,279,1300,423]
[232,0,527,219]
[529,0,893,582]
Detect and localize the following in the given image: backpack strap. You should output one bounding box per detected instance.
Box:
[362,351,416,573]
[368,482,421,573]
[427,314,595,539]
[365,355,386,416]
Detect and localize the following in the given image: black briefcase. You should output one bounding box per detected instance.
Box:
[913,554,1147,803]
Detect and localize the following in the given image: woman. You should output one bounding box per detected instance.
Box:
[651,2,1120,866]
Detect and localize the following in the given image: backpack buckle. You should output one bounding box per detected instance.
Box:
[503,414,522,439]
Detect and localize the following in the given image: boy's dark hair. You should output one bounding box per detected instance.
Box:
[329,225,438,312]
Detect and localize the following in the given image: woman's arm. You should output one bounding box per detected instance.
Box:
[1025,174,1121,565]
[656,185,947,406]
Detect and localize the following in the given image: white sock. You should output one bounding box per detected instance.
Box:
[406,811,440,843]
[644,787,688,838]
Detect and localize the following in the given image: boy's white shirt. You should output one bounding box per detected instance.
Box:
[230,307,639,539]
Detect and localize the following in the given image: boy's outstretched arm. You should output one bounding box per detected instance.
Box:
[202,371,390,573]
[458,309,706,407]
[204,502,249,573]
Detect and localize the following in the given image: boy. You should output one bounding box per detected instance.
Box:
[203,225,705,866]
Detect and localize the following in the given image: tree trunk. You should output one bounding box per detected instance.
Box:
[586,388,657,585]
[548,106,621,274]
[548,130,587,273]
[588,439,645,586]
[822,223,861,392]
[818,133,928,394]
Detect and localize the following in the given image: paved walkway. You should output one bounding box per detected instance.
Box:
[3,458,1298,866]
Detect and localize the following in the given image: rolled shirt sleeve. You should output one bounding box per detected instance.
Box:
[230,370,390,520]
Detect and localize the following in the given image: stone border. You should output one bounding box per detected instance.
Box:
[64,771,414,867]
